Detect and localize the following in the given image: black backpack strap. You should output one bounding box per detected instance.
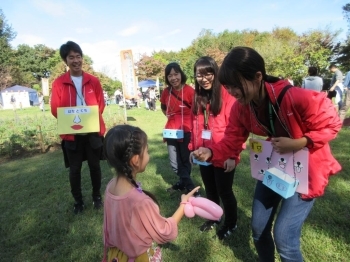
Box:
[276,85,293,109]
[170,89,191,109]
[268,84,293,137]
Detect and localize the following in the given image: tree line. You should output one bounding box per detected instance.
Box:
[0,9,122,96]
[1,4,350,95]
[136,4,350,87]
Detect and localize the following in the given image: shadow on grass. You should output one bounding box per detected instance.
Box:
[0,150,112,261]
[1,122,348,261]
[305,128,350,248]
[126,116,136,121]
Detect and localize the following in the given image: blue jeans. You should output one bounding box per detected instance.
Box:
[251,181,315,262]
[166,132,194,189]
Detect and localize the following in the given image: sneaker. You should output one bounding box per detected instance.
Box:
[73,202,84,214]
[166,182,185,192]
[93,196,103,210]
[216,225,237,240]
[199,220,220,232]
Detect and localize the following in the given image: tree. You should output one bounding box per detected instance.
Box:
[94,71,122,96]
[298,29,339,75]
[0,9,16,89]
[343,3,350,33]
[11,44,56,87]
[135,54,166,81]
[336,3,350,70]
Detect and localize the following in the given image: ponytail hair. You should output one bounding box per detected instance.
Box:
[218,46,280,99]
[104,125,158,204]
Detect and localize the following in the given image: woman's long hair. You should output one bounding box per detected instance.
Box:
[218,46,280,100]
[192,56,222,116]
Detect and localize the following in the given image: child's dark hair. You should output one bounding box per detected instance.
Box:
[59,41,83,63]
[104,125,158,204]
[192,56,222,116]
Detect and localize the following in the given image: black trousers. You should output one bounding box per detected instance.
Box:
[65,135,102,203]
[200,165,237,227]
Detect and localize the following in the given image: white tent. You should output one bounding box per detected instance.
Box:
[0,85,39,110]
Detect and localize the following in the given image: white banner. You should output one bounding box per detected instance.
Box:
[42,78,49,96]
[120,50,138,99]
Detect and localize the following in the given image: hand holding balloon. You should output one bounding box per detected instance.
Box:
[182,197,223,221]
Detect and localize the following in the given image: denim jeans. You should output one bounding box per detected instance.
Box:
[166,132,194,189]
[251,181,315,262]
[200,165,237,227]
[65,135,102,203]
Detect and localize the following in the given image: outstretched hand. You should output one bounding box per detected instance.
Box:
[181,186,201,203]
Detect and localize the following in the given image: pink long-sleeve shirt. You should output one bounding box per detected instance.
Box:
[103,178,178,259]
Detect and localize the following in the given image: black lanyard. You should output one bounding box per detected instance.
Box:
[268,101,276,137]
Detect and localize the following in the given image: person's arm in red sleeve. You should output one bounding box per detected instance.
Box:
[94,78,105,114]
[160,88,169,116]
[50,80,60,118]
[291,89,342,150]
[210,102,249,164]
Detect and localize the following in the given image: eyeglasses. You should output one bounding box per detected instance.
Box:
[195,73,214,81]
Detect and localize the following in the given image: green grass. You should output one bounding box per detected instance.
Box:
[0,104,349,261]
[0,105,125,157]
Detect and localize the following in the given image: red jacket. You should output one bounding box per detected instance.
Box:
[189,87,241,167]
[210,80,342,199]
[51,71,106,140]
[160,84,194,132]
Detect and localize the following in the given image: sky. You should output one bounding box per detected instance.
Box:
[2,0,349,80]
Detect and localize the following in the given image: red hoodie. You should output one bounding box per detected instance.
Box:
[189,87,243,167]
[209,80,342,199]
[51,71,106,141]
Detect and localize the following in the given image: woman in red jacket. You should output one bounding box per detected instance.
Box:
[160,63,198,195]
[193,47,341,262]
[189,56,238,240]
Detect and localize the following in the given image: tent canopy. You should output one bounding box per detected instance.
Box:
[138,79,163,92]
[2,85,37,93]
[0,85,39,109]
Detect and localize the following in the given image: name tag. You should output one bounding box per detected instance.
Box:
[201,130,212,140]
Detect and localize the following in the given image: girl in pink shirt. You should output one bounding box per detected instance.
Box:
[102,125,200,262]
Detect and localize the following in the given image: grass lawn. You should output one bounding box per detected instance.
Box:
[0,104,349,262]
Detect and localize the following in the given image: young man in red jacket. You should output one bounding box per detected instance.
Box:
[51,41,106,214]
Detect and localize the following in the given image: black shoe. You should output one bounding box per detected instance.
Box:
[166,182,185,192]
[199,220,220,232]
[93,196,103,210]
[73,201,84,214]
[216,225,237,240]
